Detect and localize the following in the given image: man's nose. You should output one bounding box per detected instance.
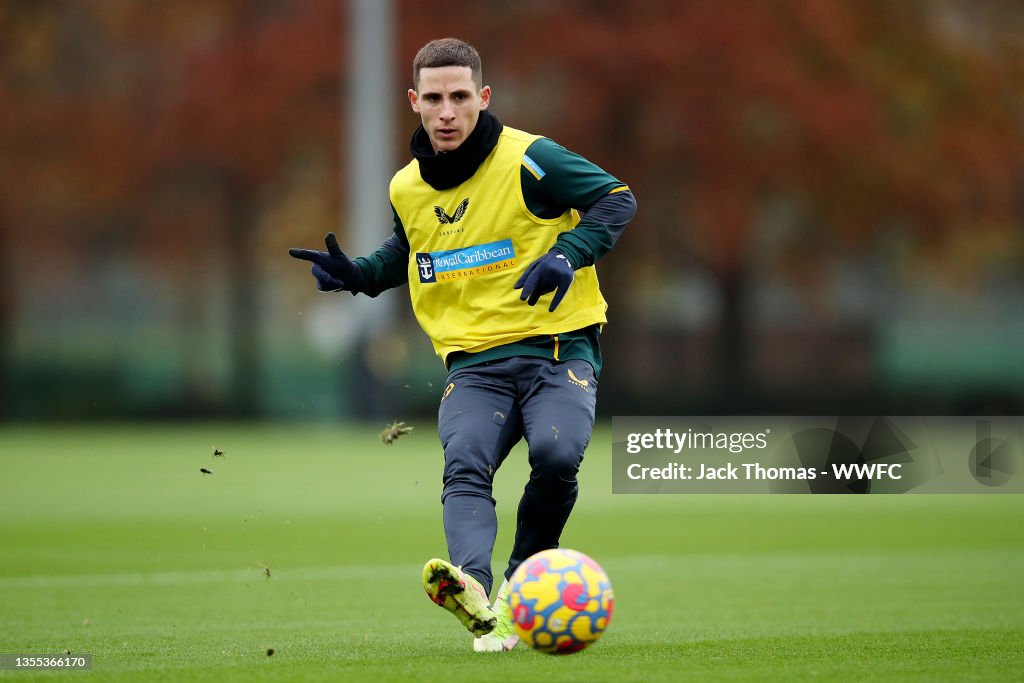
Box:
[439,99,455,120]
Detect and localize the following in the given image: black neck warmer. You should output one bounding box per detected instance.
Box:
[410,110,503,190]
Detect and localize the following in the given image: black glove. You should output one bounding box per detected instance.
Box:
[513,250,575,312]
[288,232,364,293]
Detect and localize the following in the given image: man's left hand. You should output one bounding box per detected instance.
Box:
[514,250,575,312]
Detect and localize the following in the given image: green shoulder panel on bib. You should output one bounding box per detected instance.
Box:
[520,137,625,218]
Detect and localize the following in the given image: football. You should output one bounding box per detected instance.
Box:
[507,548,614,654]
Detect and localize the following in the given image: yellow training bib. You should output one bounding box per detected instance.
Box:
[390,126,607,363]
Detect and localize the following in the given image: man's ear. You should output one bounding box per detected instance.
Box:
[408,88,420,113]
[479,85,491,110]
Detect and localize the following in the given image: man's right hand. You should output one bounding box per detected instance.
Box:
[288,232,364,293]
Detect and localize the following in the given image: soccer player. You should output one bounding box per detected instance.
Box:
[289,38,636,652]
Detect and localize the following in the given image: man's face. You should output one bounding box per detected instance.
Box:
[408,66,490,153]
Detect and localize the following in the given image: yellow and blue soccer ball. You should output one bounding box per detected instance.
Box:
[507,548,614,654]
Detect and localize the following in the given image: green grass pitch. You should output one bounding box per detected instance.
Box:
[0,423,1021,681]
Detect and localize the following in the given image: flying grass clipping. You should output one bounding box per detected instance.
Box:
[379,420,414,445]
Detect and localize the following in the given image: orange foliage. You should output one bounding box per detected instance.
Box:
[511,0,1023,271]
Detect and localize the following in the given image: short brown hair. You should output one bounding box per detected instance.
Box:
[412,38,482,90]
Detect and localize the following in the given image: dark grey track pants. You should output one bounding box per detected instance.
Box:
[437,356,598,596]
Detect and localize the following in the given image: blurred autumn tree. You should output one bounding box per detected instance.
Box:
[448,0,1024,408]
[1,0,1021,418]
[585,0,1024,405]
[156,0,341,415]
[0,0,342,416]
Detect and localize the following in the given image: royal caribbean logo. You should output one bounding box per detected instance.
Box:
[416,239,516,283]
[416,253,436,282]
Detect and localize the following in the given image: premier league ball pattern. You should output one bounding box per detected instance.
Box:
[507,548,614,655]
